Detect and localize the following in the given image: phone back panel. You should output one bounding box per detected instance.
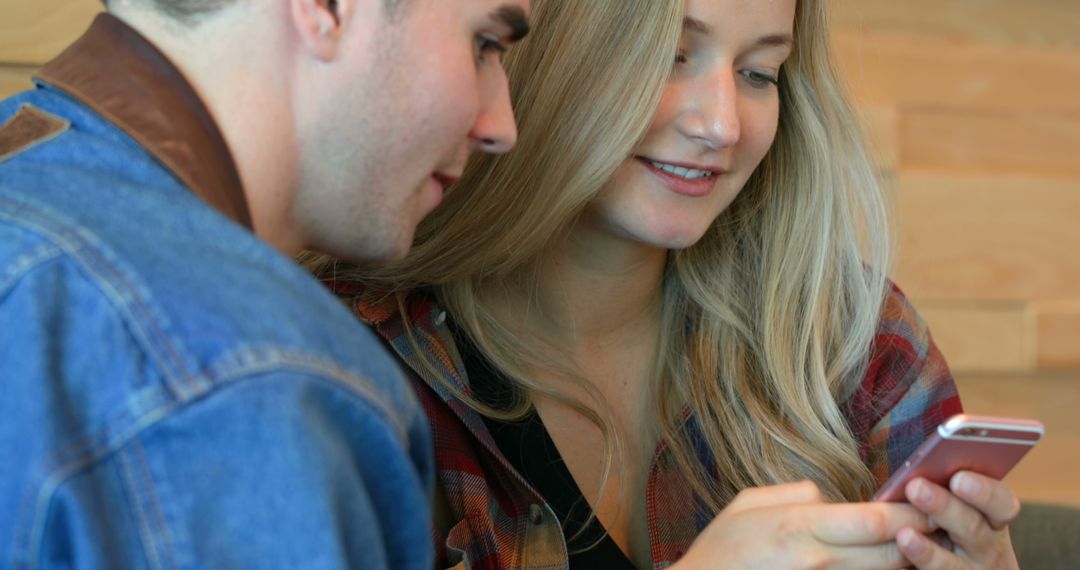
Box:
[873,415,1043,502]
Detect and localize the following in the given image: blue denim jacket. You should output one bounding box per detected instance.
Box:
[0,17,433,570]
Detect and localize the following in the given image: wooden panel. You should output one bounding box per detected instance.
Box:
[1037,304,1080,369]
[919,304,1034,373]
[954,374,1080,507]
[900,110,1080,177]
[857,104,899,172]
[0,0,99,65]
[831,0,1080,50]
[834,32,1080,115]
[0,65,35,99]
[894,173,1080,302]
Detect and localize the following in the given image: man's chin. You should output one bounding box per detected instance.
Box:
[310,231,414,269]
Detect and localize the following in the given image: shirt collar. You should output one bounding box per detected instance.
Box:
[35,13,252,229]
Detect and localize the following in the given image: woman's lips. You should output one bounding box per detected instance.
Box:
[637,157,720,197]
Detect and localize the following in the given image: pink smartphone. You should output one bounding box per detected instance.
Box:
[872,414,1044,502]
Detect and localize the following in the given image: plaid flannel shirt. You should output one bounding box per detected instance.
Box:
[331,281,961,570]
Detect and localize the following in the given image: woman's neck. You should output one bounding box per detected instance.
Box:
[515,222,669,353]
[491,223,667,569]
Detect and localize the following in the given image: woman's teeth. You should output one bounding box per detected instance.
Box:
[646,159,714,180]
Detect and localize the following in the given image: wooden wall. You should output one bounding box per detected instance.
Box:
[0,0,98,95]
[830,0,1080,506]
[3,0,1078,504]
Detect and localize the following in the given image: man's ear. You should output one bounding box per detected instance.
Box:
[291,0,345,61]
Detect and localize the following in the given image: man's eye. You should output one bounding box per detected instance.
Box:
[476,35,509,63]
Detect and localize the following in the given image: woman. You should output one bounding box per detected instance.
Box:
[315,0,1022,567]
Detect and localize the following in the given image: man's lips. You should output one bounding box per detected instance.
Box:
[433,173,461,188]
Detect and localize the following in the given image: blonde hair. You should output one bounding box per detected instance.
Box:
[316,0,889,518]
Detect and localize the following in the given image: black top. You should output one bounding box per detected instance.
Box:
[456,330,638,570]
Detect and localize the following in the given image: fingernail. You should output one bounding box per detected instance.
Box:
[899,528,924,554]
[914,479,934,506]
[954,472,981,497]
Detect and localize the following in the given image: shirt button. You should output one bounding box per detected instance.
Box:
[433,310,447,326]
[528,503,544,525]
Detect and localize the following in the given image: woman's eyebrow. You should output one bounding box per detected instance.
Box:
[755,34,794,50]
[683,17,794,52]
[683,16,712,35]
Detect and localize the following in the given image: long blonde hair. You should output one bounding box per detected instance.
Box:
[318,0,889,514]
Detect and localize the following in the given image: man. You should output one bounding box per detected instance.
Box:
[0,0,528,567]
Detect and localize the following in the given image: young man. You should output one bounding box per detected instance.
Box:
[0,0,529,567]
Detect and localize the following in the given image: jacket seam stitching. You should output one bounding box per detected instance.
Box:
[18,358,409,569]
[0,242,63,298]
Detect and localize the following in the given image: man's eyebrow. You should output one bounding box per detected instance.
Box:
[492,5,530,42]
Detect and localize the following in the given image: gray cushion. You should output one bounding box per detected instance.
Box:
[1011,502,1080,569]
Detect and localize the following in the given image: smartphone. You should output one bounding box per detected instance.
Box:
[872,414,1044,502]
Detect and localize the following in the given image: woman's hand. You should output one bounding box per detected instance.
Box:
[673,481,935,569]
[896,472,1021,569]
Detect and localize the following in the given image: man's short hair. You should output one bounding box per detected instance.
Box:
[99,0,237,25]
[103,0,403,26]
[151,0,238,23]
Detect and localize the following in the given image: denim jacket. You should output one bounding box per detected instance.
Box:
[0,14,433,570]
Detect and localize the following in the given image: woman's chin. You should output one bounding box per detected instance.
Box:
[640,225,710,251]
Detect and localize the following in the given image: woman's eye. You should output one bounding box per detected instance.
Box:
[740,69,779,89]
[476,35,509,63]
[675,50,689,65]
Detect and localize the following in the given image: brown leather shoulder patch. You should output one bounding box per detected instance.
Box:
[0,104,70,163]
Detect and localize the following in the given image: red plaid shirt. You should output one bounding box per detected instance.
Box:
[330,281,961,569]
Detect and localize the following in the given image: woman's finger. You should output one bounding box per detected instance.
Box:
[726,480,824,513]
[897,527,967,570]
[807,502,934,546]
[905,477,992,552]
[822,541,912,570]
[948,471,1022,530]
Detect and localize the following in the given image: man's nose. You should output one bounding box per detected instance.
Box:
[470,72,518,154]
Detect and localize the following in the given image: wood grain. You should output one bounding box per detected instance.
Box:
[899,110,1080,177]
[857,104,899,172]
[919,303,1034,373]
[835,32,1080,115]
[894,173,1080,302]
[1036,304,1080,369]
[831,0,1080,50]
[0,65,35,99]
[0,0,99,65]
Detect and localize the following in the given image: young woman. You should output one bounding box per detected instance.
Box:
[315,0,1022,567]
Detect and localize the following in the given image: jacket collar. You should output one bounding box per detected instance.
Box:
[342,286,539,478]
[36,13,252,229]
